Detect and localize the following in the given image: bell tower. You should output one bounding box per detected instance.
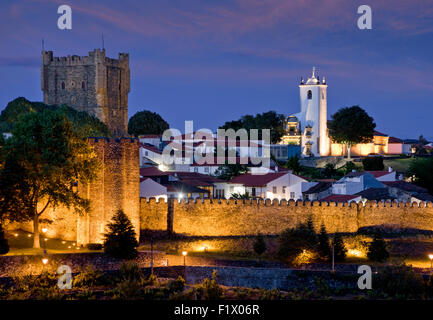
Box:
[297,67,329,157]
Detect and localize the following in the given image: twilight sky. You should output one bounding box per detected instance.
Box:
[1,0,433,140]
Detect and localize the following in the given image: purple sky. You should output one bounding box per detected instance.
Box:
[1,0,433,140]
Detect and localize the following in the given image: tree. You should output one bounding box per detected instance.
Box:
[343,161,356,175]
[323,163,337,178]
[277,223,318,263]
[367,233,389,262]
[318,223,331,260]
[331,234,347,262]
[219,111,286,144]
[328,106,376,159]
[419,135,428,145]
[253,233,267,256]
[214,163,249,180]
[283,154,302,174]
[0,97,110,137]
[128,110,169,137]
[362,156,384,171]
[0,110,100,248]
[103,209,139,260]
[408,158,433,194]
[0,224,9,255]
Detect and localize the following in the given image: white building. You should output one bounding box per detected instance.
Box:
[213,171,316,200]
[287,67,329,157]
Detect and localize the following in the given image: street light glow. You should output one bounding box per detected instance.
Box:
[42,258,48,265]
[182,251,187,256]
[42,228,48,233]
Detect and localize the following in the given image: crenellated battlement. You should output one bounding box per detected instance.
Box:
[139,197,433,236]
[140,197,432,208]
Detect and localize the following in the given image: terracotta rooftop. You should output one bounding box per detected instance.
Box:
[230,172,289,187]
[303,182,332,195]
[388,136,403,143]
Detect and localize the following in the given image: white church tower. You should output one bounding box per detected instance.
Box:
[294,67,330,157]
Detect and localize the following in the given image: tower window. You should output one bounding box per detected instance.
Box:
[307,90,312,100]
[82,81,86,89]
[61,82,65,90]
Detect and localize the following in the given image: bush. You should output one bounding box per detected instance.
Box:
[117,279,142,300]
[375,264,425,299]
[169,276,185,293]
[278,222,318,263]
[197,270,224,300]
[0,225,9,255]
[253,234,267,256]
[331,234,347,262]
[362,156,384,171]
[120,261,143,282]
[73,266,106,288]
[103,210,139,260]
[367,234,389,262]
[86,243,103,250]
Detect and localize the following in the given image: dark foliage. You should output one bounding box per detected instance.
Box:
[375,264,425,299]
[253,233,267,256]
[367,233,389,262]
[331,234,347,262]
[408,157,433,194]
[278,222,318,262]
[103,210,139,260]
[0,97,110,137]
[219,111,286,144]
[362,156,384,171]
[318,223,331,260]
[128,110,169,137]
[0,225,9,255]
[215,163,249,180]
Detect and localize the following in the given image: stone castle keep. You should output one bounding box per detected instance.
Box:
[41,49,130,136]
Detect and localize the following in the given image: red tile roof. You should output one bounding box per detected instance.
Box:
[388,136,403,143]
[140,167,170,177]
[140,143,162,154]
[366,171,393,178]
[230,172,289,187]
[374,130,388,137]
[321,194,360,202]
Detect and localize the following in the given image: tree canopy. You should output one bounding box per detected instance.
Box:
[0,109,100,248]
[408,157,433,194]
[128,110,169,137]
[219,111,286,144]
[0,97,111,138]
[328,106,376,158]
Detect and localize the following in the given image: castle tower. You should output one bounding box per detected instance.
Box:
[297,67,329,157]
[41,49,130,137]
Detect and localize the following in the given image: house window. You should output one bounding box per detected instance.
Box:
[204,167,209,173]
[273,186,277,193]
[305,127,312,137]
[194,167,198,173]
[282,186,286,193]
[144,151,148,156]
[307,90,312,100]
[290,192,295,199]
[252,188,256,197]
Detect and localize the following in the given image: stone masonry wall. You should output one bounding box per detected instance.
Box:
[7,138,140,245]
[140,198,433,236]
